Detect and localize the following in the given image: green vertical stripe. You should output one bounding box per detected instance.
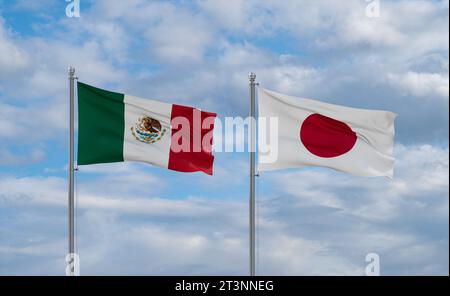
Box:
[77,82,125,165]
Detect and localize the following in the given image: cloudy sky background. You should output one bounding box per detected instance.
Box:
[0,0,448,275]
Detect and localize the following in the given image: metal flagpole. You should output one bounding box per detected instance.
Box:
[68,66,76,276]
[249,73,257,276]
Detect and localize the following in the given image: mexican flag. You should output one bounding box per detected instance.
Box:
[77,82,216,175]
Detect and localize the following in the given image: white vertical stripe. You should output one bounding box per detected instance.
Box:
[123,95,172,169]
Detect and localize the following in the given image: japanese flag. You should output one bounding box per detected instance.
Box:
[258,88,397,178]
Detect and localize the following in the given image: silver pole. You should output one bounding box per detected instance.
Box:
[249,72,256,276]
[68,66,75,276]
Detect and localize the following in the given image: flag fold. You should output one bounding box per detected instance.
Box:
[258,88,396,178]
[77,82,216,175]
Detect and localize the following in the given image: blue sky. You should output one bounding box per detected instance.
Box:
[0,0,448,275]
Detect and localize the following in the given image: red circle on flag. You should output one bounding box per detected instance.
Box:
[300,113,357,158]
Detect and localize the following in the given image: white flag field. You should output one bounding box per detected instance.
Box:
[258,88,397,178]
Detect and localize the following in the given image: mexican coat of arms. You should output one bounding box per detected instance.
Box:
[131,116,166,144]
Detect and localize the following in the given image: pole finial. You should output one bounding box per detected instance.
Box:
[248,72,256,82]
[68,66,75,77]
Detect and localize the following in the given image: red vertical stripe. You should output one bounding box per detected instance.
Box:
[168,104,216,175]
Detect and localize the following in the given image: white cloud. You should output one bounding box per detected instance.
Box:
[21,39,127,98]
[264,0,448,53]
[198,0,273,34]
[10,0,58,12]
[0,165,241,218]
[254,145,449,275]
[145,13,213,63]
[0,25,129,144]
[0,147,44,165]
[0,0,448,276]
[0,144,447,275]
[387,71,449,99]
[266,145,449,221]
[0,18,29,80]
[87,0,215,63]
[0,101,66,142]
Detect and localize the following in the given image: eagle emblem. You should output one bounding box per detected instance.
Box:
[131,116,166,143]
